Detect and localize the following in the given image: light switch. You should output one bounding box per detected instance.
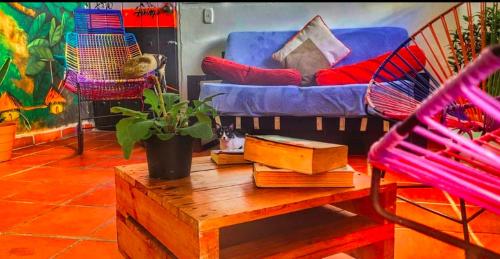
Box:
[203,8,214,24]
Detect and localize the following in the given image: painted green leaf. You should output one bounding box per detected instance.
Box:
[50,25,64,47]
[52,60,65,82]
[0,58,11,86]
[26,58,46,76]
[39,22,51,38]
[63,13,75,34]
[33,72,52,104]
[28,38,49,49]
[49,18,56,44]
[29,46,53,60]
[28,13,46,41]
[61,11,71,30]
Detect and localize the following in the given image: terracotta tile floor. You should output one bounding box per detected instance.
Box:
[0,129,498,258]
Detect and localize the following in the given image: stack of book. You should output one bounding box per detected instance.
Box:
[244,135,355,188]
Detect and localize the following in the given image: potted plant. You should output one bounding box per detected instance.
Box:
[0,58,16,162]
[0,120,17,162]
[111,76,220,179]
[0,58,31,162]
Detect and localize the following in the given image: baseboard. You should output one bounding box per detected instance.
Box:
[13,121,94,149]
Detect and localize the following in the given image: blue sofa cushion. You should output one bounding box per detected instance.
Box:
[224,27,408,69]
[200,83,369,117]
[200,81,414,118]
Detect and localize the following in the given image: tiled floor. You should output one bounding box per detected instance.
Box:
[0,129,498,258]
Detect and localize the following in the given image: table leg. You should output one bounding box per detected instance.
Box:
[334,186,397,258]
[198,229,219,259]
[334,186,397,223]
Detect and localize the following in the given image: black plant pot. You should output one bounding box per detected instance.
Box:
[143,135,193,180]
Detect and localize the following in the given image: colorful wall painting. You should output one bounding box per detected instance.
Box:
[0,2,85,133]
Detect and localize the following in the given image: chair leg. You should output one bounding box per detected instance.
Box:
[370,168,499,258]
[77,82,84,155]
[459,198,472,259]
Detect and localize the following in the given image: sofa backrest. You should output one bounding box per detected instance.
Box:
[224,27,408,69]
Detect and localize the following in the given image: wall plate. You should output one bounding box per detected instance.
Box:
[203,8,214,24]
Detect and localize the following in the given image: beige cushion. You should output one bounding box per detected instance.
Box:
[272,15,351,85]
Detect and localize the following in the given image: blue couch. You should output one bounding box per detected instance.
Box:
[196,27,409,153]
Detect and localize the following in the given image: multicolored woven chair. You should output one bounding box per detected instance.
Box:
[63,8,155,154]
[369,45,500,258]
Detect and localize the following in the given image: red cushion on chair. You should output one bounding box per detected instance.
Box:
[201,56,302,85]
[315,45,427,85]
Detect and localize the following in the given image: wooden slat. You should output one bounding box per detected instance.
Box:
[360,117,368,132]
[339,117,346,131]
[316,117,323,131]
[253,117,260,130]
[115,174,201,258]
[235,116,241,129]
[383,120,390,132]
[116,213,176,259]
[274,116,280,130]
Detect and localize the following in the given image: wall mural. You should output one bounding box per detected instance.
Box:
[0,2,84,133]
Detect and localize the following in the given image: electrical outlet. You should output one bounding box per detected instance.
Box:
[203,8,214,24]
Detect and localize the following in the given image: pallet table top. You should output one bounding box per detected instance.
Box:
[115,156,396,232]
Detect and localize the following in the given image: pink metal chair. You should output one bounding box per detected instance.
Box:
[366,3,499,135]
[369,45,500,258]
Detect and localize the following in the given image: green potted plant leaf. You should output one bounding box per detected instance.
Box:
[111,77,221,179]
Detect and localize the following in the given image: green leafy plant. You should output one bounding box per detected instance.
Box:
[447,4,500,96]
[111,77,221,159]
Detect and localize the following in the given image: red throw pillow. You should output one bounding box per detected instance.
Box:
[201,56,302,85]
[315,45,427,85]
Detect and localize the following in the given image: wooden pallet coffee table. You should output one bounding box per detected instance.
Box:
[115,156,396,259]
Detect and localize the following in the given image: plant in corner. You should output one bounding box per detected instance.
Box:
[111,76,220,179]
[447,4,500,132]
[0,58,31,162]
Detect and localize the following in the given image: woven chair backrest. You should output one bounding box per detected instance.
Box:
[65,33,142,80]
[74,8,125,34]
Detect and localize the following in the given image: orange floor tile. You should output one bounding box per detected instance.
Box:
[0,129,498,258]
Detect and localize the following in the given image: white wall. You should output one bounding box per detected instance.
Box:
[178,2,458,99]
